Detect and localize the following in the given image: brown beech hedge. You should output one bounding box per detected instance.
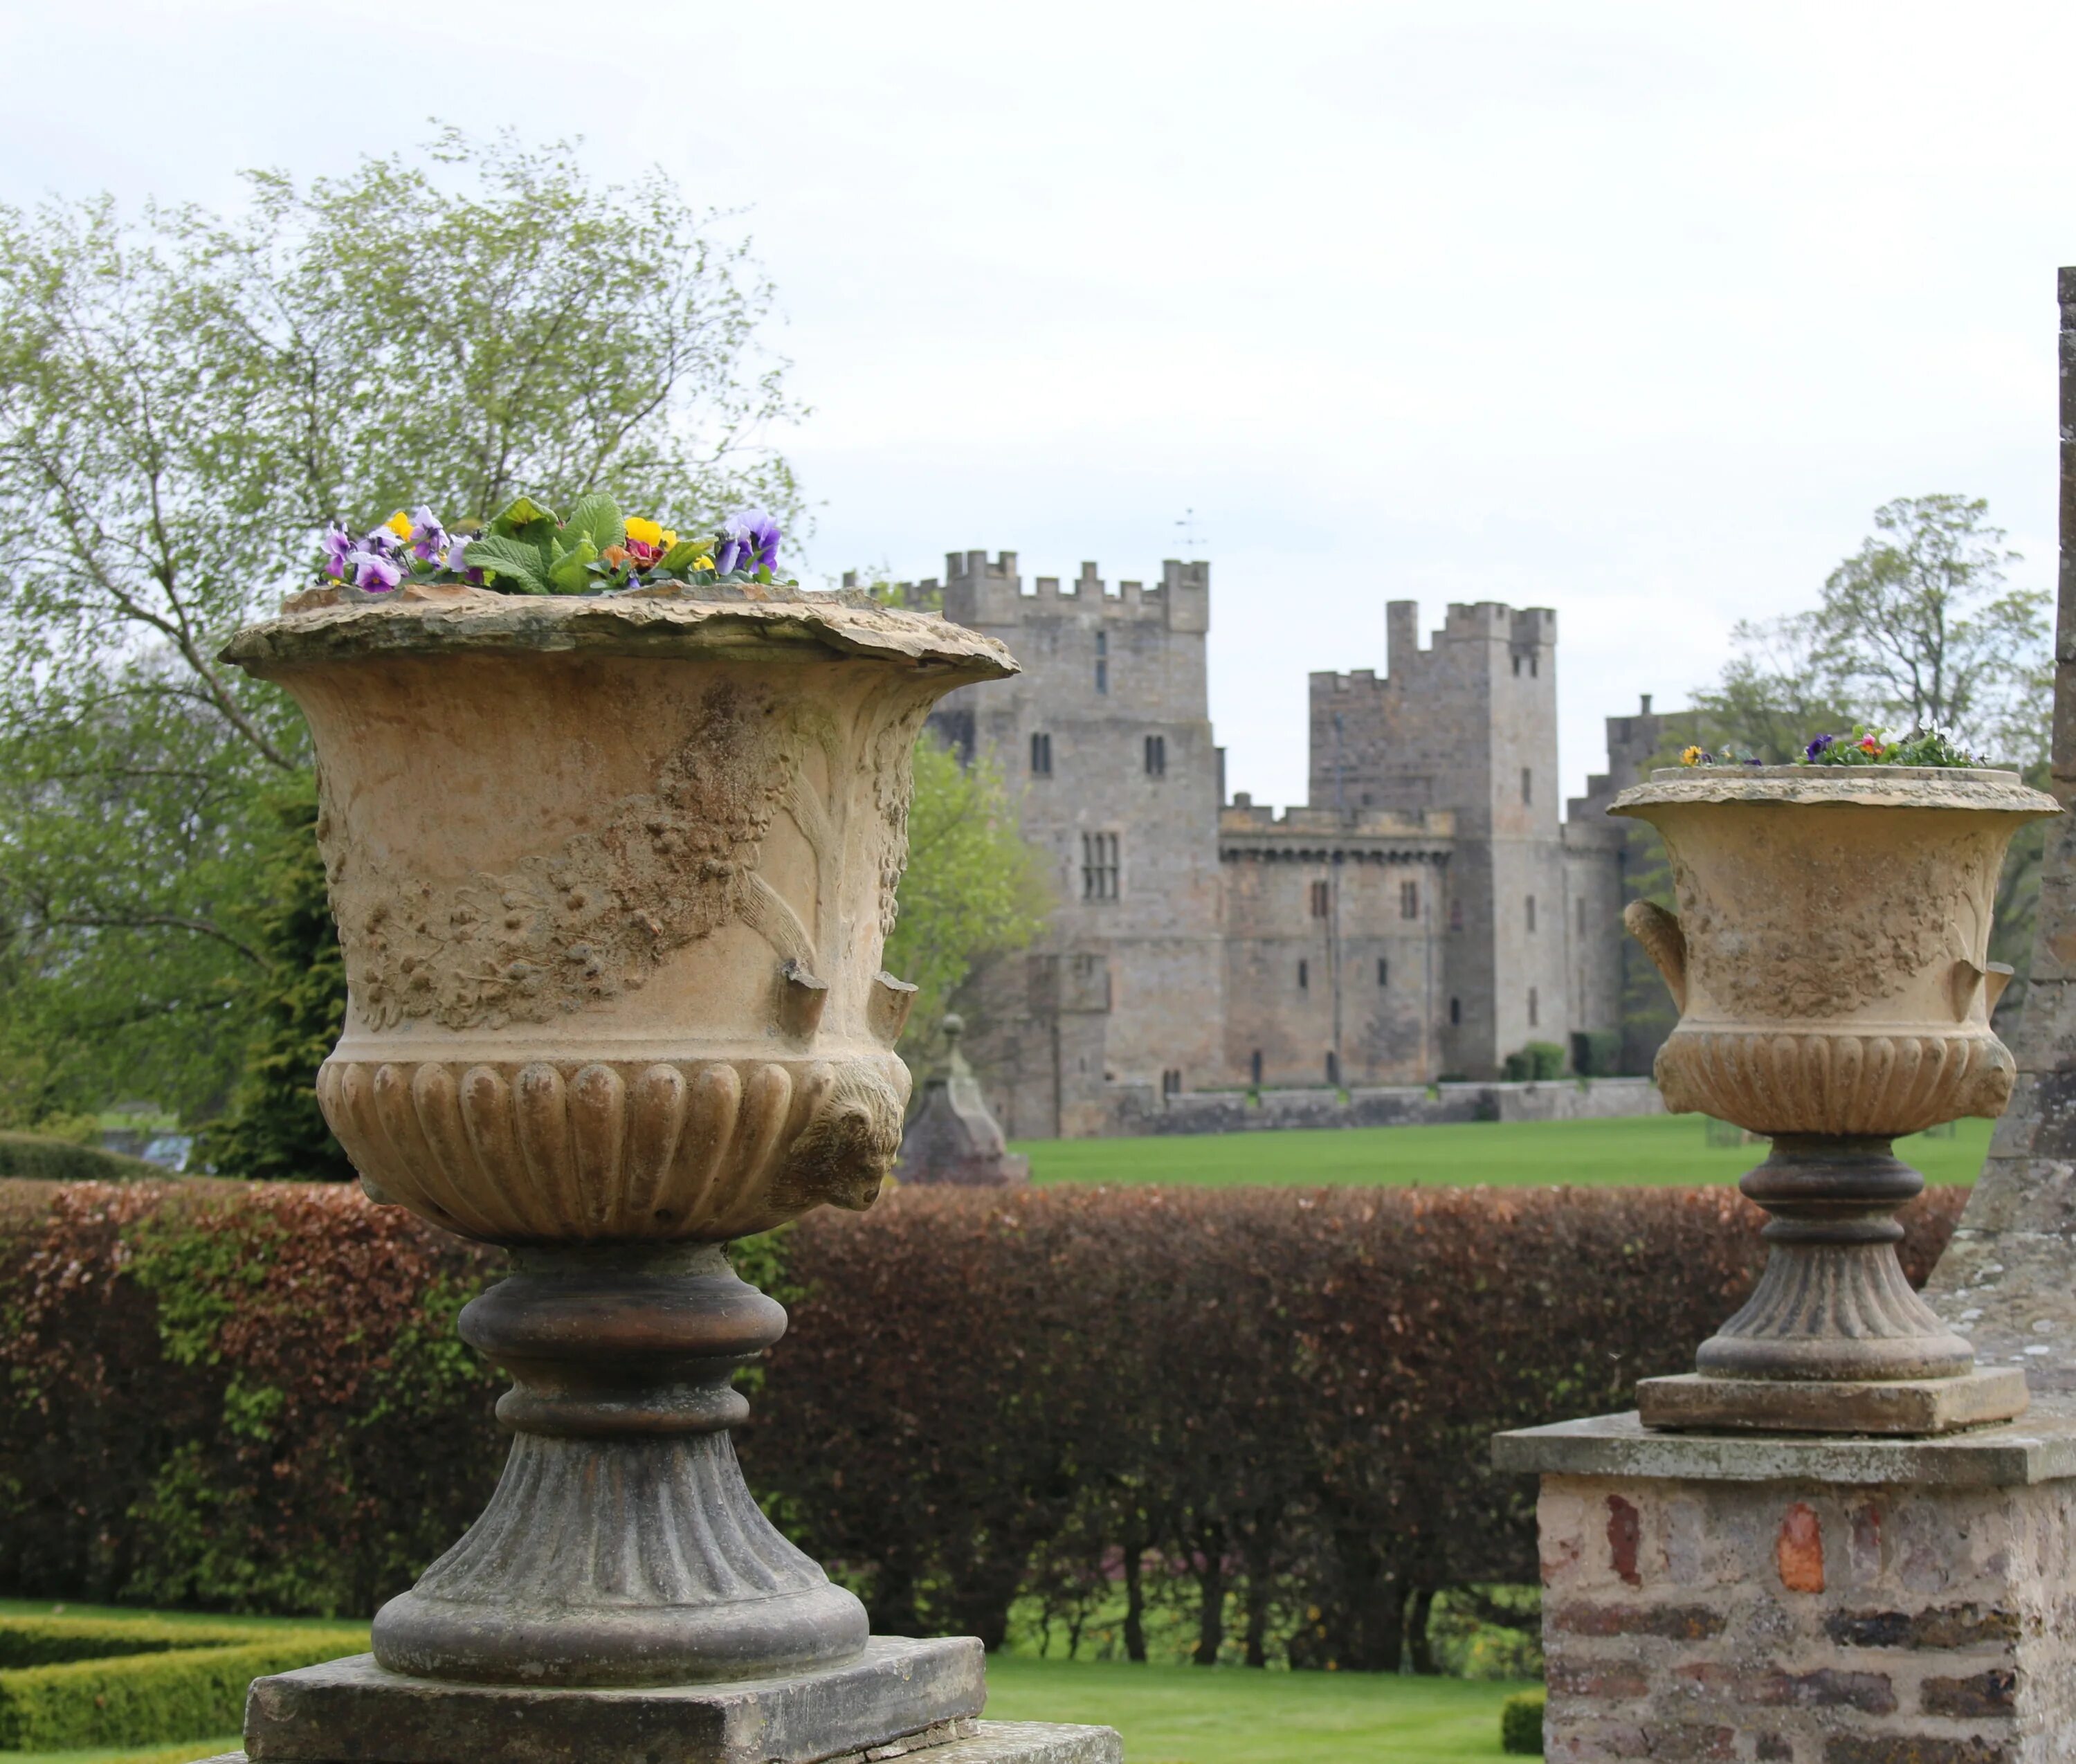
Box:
[0,1178,1967,1670]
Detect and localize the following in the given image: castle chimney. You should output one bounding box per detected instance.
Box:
[1641,693,1653,714]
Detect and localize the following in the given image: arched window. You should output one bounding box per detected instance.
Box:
[1450,997,1462,1026]
[1298,958,1309,991]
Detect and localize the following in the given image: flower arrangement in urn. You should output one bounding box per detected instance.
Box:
[1615,743,2059,1435]
[321,495,785,597]
[215,503,1026,1763]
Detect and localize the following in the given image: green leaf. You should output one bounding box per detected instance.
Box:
[659,539,712,571]
[563,494,624,554]
[489,495,559,540]
[548,539,598,593]
[463,534,552,593]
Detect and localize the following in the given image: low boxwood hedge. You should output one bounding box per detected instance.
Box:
[0,1132,161,1182]
[0,1628,365,1749]
[0,1615,280,1668]
[1500,1689,1545,1754]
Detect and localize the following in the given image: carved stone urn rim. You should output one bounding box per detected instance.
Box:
[217,579,1018,678]
[1611,763,2055,817]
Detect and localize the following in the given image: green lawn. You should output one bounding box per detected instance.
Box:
[0,1603,1521,1764]
[983,1655,1527,1764]
[1014,1111,1992,1189]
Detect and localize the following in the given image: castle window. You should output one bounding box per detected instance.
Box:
[1162,1068,1182,1098]
[1030,731,1053,776]
[1531,655,1539,678]
[1512,653,1521,676]
[1521,767,1533,805]
[1526,895,1536,934]
[1145,734,1166,776]
[1081,831,1120,901]
[1250,1049,1264,1086]
[1529,985,1540,1027]
[1298,958,1309,991]
[1399,879,1419,920]
[1450,996,1462,1026]
[1325,1051,1340,1086]
[1310,879,1330,918]
[1449,895,1464,932]
[1377,958,1388,987]
[1095,630,1109,695]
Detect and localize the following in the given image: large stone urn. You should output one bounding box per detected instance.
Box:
[1614,764,2059,1435]
[212,584,1120,1764]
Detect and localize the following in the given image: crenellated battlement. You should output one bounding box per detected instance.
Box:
[928,547,1210,634]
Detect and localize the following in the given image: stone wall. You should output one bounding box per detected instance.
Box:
[1111,1075,1665,1136]
[1538,1470,2076,1764]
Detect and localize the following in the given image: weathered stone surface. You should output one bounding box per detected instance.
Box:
[242,1638,986,1764]
[1531,1469,2076,1763]
[1495,1410,2076,1486]
[1637,1370,2031,1437]
[203,1718,1120,1764]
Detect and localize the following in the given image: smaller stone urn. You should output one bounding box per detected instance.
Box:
[894,1016,1030,1188]
[1614,764,2059,1435]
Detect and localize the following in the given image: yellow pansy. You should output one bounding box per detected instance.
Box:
[692,553,715,571]
[660,530,677,549]
[1679,745,1703,767]
[384,510,412,540]
[625,516,665,548]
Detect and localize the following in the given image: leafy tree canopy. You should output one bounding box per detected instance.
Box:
[0,128,801,1124]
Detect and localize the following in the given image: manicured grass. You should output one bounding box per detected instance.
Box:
[1014,1111,1992,1189]
[983,1654,1527,1764]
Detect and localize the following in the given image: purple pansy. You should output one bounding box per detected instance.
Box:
[322,521,354,581]
[349,549,404,592]
[715,511,781,576]
[1805,733,1837,762]
[408,505,447,563]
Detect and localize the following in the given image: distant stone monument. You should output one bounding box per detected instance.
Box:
[895,1016,1030,1188]
[1493,273,2076,1761]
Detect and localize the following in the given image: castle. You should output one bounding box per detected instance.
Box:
[919,549,1652,1139]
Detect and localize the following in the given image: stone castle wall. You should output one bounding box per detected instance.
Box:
[920,550,1648,1137]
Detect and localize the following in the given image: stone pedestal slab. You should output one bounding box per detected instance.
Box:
[1634,1367,2032,1437]
[1495,1410,2076,1763]
[235,1637,1021,1764]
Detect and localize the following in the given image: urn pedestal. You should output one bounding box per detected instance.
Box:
[213,583,1120,1764]
[1612,765,2059,1436]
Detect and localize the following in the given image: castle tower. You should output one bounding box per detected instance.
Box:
[1309,602,1574,1078]
[924,550,1225,1136]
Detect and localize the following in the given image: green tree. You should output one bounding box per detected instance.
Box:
[0,129,801,1121]
[194,779,352,1181]
[882,734,1051,1071]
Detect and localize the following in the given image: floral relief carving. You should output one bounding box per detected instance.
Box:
[326,684,805,1031]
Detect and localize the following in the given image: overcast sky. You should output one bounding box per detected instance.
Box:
[3,0,2070,806]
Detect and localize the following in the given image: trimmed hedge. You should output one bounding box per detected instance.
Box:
[0,1132,161,1182]
[0,1615,280,1668]
[1500,1689,1545,1754]
[0,1179,1967,1672]
[0,1628,366,1749]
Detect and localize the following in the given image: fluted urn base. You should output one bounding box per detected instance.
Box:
[1637,1136,2025,1437]
[370,1244,866,1687]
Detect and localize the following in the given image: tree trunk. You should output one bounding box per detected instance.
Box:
[1122,1525,1148,1664]
[1244,1561,1271,1668]
[1192,1522,1227,1666]
[1405,1584,1439,1674]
